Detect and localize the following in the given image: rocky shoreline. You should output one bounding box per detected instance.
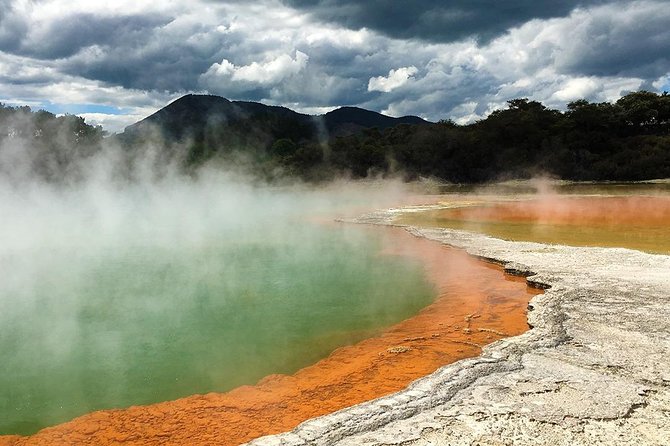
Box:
[247,208,670,446]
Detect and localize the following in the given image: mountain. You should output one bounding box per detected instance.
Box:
[323,106,427,136]
[114,94,431,179]
[118,94,430,146]
[120,95,315,143]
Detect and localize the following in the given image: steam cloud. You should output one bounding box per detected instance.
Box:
[0,114,427,435]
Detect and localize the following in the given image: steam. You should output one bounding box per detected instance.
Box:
[0,117,416,328]
[0,115,427,435]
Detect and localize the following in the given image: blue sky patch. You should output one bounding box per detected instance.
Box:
[38,103,125,116]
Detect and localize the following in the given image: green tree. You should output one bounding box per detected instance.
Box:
[616,91,661,127]
[270,138,298,158]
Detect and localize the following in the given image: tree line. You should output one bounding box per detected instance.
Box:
[269,91,670,182]
[1,90,669,183]
[0,105,105,182]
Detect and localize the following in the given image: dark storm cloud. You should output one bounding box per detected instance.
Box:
[1,13,172,59]
[65,42,216,92]
[556,4,670,79]
[0,0,27,52]
[281,0,610,43]
[60,18,243,92]
[0,0,668,132]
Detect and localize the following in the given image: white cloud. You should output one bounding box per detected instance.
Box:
[281,103,337,115]
[652,74,670,91]
[28,0,175,21]
[78,112,152,133]
[552,77,601,102]
[204,50,309,86]
[303,27,373,49]
[365,1,668,123]
[449,101,481,124]
[367,66,418,92]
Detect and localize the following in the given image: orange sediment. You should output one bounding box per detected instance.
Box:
[0,227,541,446]
[438,196,670,225]
[399,195,670,254]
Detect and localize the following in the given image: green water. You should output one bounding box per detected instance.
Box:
[0,184,435,436]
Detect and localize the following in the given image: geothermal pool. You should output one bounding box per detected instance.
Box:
[398,189,670,254]
[8,179,661,444]
[0,219,436,435]
[0,179,442,436]
[1,227,540,446]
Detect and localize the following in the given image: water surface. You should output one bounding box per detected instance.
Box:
[0,181,435,435]
[4,228,541,446]
[398,189,670,254]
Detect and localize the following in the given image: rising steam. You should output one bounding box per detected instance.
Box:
[0,111,433,436]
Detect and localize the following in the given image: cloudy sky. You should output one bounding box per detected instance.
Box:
[0,0,669,132]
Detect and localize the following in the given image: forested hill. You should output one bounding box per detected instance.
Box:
[1,91,669,183]
[349,92,670,182]
[116,91,670,182]
[114,94,432,179]
[117,94,429,166]
[122,95,428,141]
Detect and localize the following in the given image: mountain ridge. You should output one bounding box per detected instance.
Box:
[120,94,431,143]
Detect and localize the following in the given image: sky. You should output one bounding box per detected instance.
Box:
[0,0,669,133]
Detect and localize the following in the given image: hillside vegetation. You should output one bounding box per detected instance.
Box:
[0,106,104,182]
[2,91,669,183]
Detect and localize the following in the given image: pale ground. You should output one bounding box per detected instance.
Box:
[245,207,670,446]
